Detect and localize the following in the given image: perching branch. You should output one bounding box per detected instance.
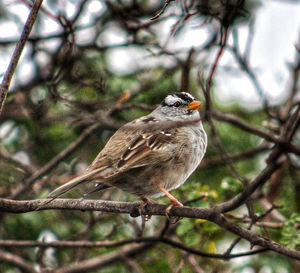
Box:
[1,194,300,261]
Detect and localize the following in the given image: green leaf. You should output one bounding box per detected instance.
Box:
[280,213,300,249]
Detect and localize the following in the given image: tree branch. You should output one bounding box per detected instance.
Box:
[1,196,300,261]
[0,249,37,273]
[8,123,101,199]
[212,109,300,155]
[0,198,212,219]
[54,242,154,273]
[214,151,282,213]
[200,144,270,168]
[0,238,269,259]
[0,0,43,116]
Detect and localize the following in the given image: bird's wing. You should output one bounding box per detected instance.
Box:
[117,130,174,169]
[88,118,177,179]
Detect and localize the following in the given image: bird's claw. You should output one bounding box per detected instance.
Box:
[139,198,153,221]
[165,202,183,224]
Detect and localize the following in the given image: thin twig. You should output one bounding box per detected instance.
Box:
[207,26,229,92]
[212,109,300,155]
[8,123,101,199]
[0,249,37,273]
[151,0,175,20]
[200,144,270,168]
[0,0,43,116]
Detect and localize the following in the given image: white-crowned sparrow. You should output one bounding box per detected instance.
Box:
[48,92,207,211]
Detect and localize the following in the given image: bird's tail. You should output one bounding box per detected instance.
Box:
[35,169,101,211]
[48,169,100,199]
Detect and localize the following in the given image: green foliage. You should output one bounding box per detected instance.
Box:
[281,213,300,249]
[221,176,243,197]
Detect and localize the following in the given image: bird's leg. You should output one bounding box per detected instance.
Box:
[155,184,183,224]
[139,197,153,221]
[156,185,183,206]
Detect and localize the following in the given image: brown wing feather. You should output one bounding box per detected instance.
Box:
[87,118,174,181]
[116,131,173,170]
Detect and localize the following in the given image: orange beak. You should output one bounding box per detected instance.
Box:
[187,100,202,110]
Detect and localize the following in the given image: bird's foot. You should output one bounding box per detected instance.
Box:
[155,183,184,224]
[139,198,153,221]
[165,199,183,224]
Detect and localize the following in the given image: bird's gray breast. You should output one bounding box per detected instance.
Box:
[180,123,207,184]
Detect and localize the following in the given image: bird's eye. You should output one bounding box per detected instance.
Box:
[173,102,181,107]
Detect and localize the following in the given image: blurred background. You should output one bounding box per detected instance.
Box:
[0,0,300,272]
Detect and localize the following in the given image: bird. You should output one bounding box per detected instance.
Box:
[47,92,207,218]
